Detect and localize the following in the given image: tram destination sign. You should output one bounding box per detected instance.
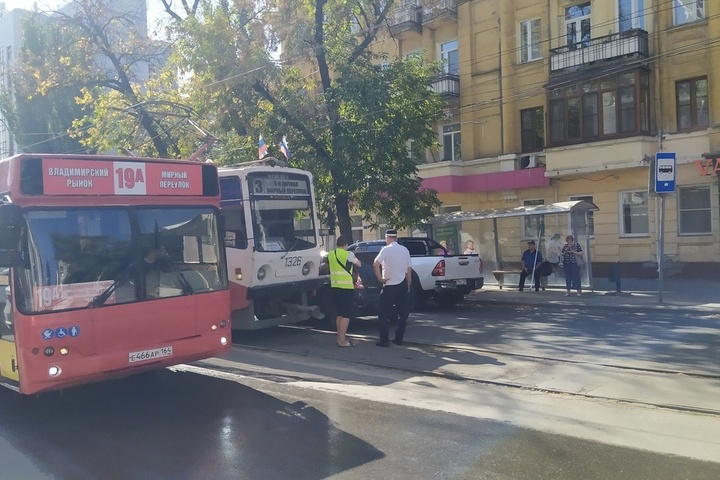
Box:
[251,173,309,196]
[41,158,204,196]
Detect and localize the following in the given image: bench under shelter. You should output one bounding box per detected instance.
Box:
[425,200,599,291]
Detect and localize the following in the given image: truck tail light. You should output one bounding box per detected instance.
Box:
[432,260,446,276]
[478,258,483,274]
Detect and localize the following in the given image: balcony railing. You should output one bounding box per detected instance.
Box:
[431,73,460,97]
[549,29,648,73]
[388,0,457,35]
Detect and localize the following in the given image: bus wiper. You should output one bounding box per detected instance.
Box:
[88,257,135,308]
[89,280,121,308]
[176,272,194,295]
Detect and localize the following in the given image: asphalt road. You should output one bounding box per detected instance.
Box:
[1,297,719,479]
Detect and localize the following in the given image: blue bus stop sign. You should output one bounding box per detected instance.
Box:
[655,152,676,194]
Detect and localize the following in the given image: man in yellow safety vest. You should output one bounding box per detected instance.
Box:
[328,236,362,347]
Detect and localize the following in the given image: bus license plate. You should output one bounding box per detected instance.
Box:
[128,346,173,363]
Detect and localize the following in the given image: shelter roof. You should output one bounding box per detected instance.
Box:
[427,200,599,225]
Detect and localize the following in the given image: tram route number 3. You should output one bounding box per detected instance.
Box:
[285,256,302,267]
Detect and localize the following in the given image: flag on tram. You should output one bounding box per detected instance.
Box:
[279,136,290,160]
[258,135,268,159]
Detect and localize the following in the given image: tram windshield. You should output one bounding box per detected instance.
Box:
[250,198,317,252]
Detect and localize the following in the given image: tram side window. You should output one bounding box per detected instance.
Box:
[223,204,248,249]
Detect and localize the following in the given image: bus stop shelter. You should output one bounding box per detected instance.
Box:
[426,200,599,290]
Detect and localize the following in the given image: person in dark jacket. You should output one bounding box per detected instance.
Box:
[519,240,543,292]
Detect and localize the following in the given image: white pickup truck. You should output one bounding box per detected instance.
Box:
[314,236,484,323]
[342,237,483,311]
[395,237,484,308]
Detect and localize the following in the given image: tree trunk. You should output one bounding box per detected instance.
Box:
[335,192,353,244]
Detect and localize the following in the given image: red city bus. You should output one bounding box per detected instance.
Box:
[0,154,231,394]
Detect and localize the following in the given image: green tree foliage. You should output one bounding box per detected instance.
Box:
[0,13,85,154]
[8,0,185,157]
[166,0,443,240]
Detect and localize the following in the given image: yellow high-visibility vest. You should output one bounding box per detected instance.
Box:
[328,248,354,289]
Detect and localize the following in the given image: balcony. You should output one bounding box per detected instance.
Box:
[388,0,457,36]
[431,73,460,97]
[549,29,648,74]
[423,0,457,24]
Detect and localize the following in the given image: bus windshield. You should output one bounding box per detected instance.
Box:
[250,198,317,252]
[14,207,226,313]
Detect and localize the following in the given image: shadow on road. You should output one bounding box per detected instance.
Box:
[0,369,383,480]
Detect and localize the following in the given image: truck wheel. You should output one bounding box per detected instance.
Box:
[411,272,426,311]
[434,292,458,309]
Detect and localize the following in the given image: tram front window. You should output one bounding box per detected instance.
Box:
[251,199,316,252]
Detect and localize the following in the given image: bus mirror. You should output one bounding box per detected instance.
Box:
[0,204,22,261]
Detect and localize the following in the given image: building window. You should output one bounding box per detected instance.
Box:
[565,3,591,48]
[678,186,711,235]
[674,0,704,26]
[442,124,461,161]
[619,0,645,31]
[548,70,650,146]
[522,199,544,239]
[351,214,364,241]
[440,40,458,75]
[620,191,649,236]
[570,195,594,236]
[676,77,708,131]
[520,19,542,63]
[406,139,424,163]
[520,107,544,152]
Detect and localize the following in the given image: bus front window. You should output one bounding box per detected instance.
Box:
[17,207,226,313]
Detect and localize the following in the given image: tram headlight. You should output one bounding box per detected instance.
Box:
[48,366,62,377]
[257,266,267,280]
[302,262,311,276]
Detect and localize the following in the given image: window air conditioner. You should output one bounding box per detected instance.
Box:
[519,154,537,169]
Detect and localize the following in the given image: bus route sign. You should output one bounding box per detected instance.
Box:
[42,158,204,196]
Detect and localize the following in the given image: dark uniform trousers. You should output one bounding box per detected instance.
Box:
[378,279,410,344]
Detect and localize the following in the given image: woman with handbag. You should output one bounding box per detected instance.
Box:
[561,235,583,297]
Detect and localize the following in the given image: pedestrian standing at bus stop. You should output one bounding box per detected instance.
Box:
[329,236,361,347]
[373,229,412,347]
[561,234,583,296]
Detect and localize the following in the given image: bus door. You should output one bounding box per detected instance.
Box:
[0,203,23,385]
[0,270,19,383]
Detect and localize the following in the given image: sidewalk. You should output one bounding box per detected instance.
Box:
[468,278,720,312]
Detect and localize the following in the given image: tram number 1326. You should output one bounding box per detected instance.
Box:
[284,256,302,267]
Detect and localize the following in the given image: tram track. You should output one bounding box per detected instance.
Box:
[230,325,720,417]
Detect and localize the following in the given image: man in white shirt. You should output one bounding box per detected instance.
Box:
[372,229,412,346]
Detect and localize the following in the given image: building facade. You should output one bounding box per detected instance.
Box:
[371,0,718,280]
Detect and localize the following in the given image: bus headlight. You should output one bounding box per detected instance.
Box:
[302,262,311,276]
[48,366,62,377]
[257,266,267,280]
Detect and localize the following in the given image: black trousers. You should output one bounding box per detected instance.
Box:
[378,279,410,343]
[519,268,540,291]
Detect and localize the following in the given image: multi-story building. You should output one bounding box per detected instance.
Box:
[372,0,718,280]
[0,5,30,157]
